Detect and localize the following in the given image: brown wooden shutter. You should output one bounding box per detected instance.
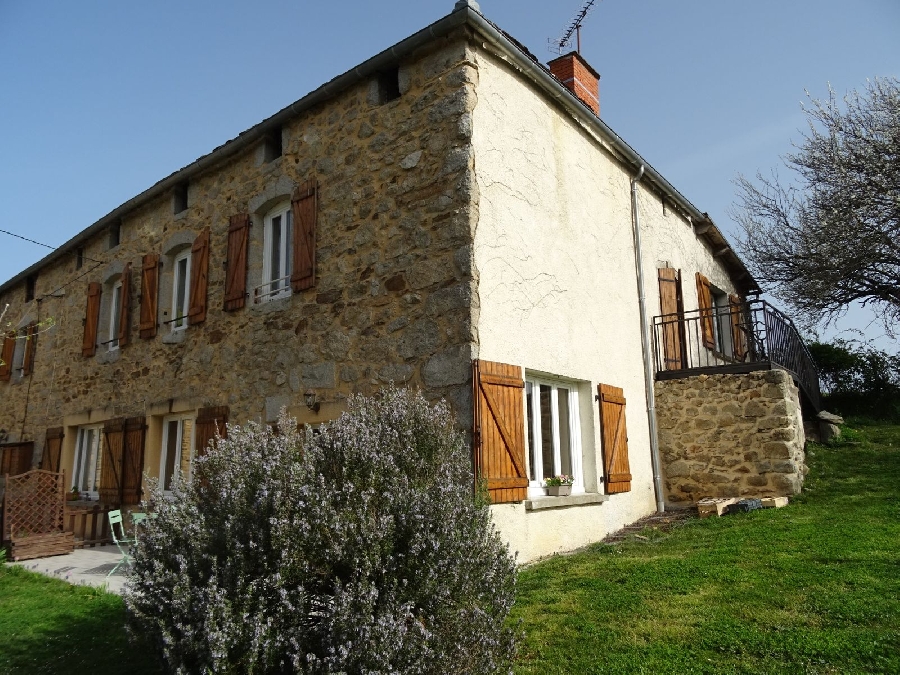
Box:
[0,332,15,381]
[598,384,632,494]
[473,359,527,504]
[658,268,685,370]
[139,254,159,339]
[188,228,210,325]
[291,179,317,292]
[224,214,250,311]
[40,428,64,473]
[695,273,715,349]
[1,442,34,476]
[195,406,229,458]
[82,282,102,357]
[117,262,132,347]
[22,323,37,376]
[99,418,126,505]
[121,417,147,505]
[729,294,748,361]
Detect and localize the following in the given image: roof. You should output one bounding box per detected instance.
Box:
[0,0,757,296]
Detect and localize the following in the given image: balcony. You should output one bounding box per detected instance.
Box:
[652,299,821,413]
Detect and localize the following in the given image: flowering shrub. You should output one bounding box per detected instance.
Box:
[125,389,518,674]
[544,475,574,487]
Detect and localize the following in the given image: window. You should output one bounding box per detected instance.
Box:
[73,425,102,498]
[108,280,123,351]
[262,202,293,301]
[76,247,84,270]
[108,222,121,249]
[25,274,36,302]
[376,67,401,104]
[263,127,283,162]
[524,375,583,494]
[711,288,733,354]
[173,183,189,214]
[171,249,191,331]
[160,415,194,492]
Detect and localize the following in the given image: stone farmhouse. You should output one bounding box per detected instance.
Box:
[0,1,820,562]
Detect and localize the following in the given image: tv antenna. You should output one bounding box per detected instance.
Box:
[549,0,599,55]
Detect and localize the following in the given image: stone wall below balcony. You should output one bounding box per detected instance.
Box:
[656,370,807,506]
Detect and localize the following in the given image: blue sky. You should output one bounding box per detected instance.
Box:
[1,0,898,347]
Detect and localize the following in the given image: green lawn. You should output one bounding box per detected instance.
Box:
[512,422,900,674]
[1,424,897,674]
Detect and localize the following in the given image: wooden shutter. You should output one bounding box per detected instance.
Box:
[99,418,126,505]
[729,294,748,361]
[0,332,15,381]
[40,428,64,473]
[598,384,632,494]
[224,214,250,311]
[116,262,132,347]
[195,406,229,458]
[121,417,147,505]
[188,228,210,325]
[695,273,715,349]
[291,179,317,292]
[82,282,102,357]
[22,323,37,376]
[1,442,34,476]
[473,359,527,504]
[658,268,685,370]
[139,254,159,339]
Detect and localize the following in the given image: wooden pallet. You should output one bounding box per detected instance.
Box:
[696,497,739,518]
[7,531,75,561]
[761,496,789,508]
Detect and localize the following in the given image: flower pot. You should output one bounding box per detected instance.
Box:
[546,485,571,497]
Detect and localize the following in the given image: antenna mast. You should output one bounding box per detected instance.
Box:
[549,0,599,55]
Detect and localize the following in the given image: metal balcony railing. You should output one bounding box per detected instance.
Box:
[652,299,821,412]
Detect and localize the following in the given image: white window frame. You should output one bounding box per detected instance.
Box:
[261,202,293,302]
[524,375,584,497]
[73,424,103,499]
[710,287,733,356]
[108,280,122,351]
[171,249,191,331]
[159,415,194,493]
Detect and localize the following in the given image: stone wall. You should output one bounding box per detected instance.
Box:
[0,31,480,468]
[655,370,807,505]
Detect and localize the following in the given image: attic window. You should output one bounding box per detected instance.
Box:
[108,222,121,250]
[25,274,36,302]
[76,247,84,270]
[173,183,189,215]
[263,128,283,162]
[376,67,401,104]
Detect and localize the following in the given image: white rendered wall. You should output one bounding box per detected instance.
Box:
[472,50,657,563]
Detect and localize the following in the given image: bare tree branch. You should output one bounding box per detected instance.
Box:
[732,78,900,337]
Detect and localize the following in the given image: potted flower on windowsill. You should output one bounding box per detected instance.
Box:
[544,475,574,497]
[67,486,80,502]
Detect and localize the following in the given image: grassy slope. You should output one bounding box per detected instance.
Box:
[0,424,897,674]
[512,423,900,674]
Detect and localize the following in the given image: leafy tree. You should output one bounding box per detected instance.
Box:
[733,78,900,335]
[808,339,900,420]
[126,389,518,674]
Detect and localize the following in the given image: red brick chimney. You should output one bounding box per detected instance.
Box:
[547,51,600,116]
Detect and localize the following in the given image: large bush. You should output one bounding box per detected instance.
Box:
[126,389,517,674]
[809,339,900,420]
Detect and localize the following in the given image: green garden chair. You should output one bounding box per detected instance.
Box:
[107,509,135,578]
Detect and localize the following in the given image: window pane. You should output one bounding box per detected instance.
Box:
[163,420,179,490]
[180,419,193,478]
[175,257,188,327]
[270,215,282,289]
[110,285,121,348]
[526,382,536,481]
[557,387,572,476]
[540,385,553,479]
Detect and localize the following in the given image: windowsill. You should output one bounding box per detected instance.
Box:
[524,492,609,511]
[162,330,187,345]
[96,349,120,365]
[250,294,292,313]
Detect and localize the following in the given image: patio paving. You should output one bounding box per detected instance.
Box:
[9,544,131,594]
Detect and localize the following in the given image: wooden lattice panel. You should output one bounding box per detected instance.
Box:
[3,469,66,542]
